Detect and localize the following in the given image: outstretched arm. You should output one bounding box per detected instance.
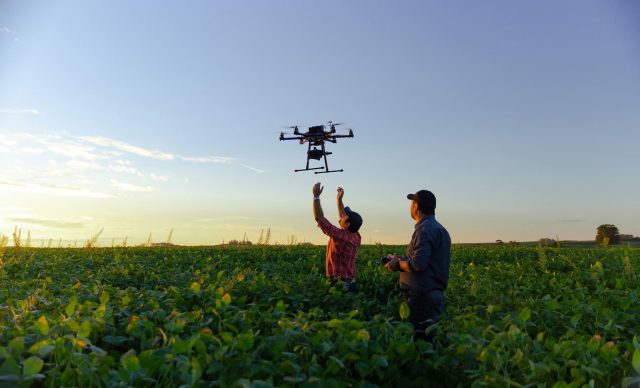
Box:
[337,187,345,217]
[313,183,324,222]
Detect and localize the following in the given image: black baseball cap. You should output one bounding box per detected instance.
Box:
[344,206,363,233]
[407,190,436,213]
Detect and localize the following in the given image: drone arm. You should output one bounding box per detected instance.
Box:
[330,134,353,139]
[280,136,305,141]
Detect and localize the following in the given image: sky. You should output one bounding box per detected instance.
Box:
[1,1,639,246]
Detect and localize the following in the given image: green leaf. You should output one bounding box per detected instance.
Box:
[190,282,201,292]
[78,320,92,339]
[327,319,342,328]
[570,314,581,328]
[191,357,202,383]
[173,338,190,354]
[99,291,110,305]
[34,316,49,336]
[0,357,21,376]
[518,307,531,321]
[372,355,389,368]
[236,332,254,352]
[22,356,44,376]
[356,329,370,341]
[65,296,78,317]
[399,302,410,320]
[9,337,24,354]
[121,349,140,373]
[28,339,53,355]
[632,349,640,375]
[103,335,129,346]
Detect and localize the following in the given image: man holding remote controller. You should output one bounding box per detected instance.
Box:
[383,189,451,342]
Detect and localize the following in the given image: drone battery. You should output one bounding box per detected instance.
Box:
[308,125,325,135]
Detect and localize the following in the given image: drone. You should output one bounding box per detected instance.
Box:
[279,121,354,174]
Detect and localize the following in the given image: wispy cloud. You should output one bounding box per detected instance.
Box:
[150,173,168,182]
[108,164,141,175]
[19,147,45,154]
[180,156,237,164]
[240,164,264,173]
[0,108,42,115]
[1,27,20,42]
[0,179,113,198]
[6,215,91,229]
[1,131,262,199]
[83,136,174,160]
[45,141,104,161]
[110,179,156,192]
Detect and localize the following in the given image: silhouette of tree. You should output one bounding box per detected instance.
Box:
[595,224,620,245]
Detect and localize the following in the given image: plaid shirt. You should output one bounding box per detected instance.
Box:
[317,217,361,280]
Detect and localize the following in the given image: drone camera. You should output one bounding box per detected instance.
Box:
[308,148,324,160]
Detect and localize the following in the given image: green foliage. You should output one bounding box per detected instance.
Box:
[0,245,638,386]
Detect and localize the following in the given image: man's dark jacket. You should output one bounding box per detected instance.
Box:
[400,215,451,292]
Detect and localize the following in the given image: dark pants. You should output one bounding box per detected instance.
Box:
[403,288,445,342]
[330,278,357,293]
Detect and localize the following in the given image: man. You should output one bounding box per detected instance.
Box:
[313,182,363,292]
[384,189,451,342]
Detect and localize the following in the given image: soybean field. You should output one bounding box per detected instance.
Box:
[1,245,639,387]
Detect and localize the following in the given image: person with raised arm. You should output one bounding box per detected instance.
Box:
[313,182,363,292]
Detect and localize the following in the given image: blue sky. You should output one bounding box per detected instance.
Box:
[1,1,639,245]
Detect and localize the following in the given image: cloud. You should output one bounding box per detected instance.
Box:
[40,160,102,177]
[240,164,264,173]
[108,164,141,175]
[1,27,13,34]
[0,108,42,115]
[42,140,105,161]
[19,147,45,154]
[6,215,90,229]
[150,173,168,181]
[83,136,174,160]
[180,155,237,164]
[0,137,18,146]
[0,179,113,198]
[110,179,156,192]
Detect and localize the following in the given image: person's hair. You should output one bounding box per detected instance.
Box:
[417,202,435,215]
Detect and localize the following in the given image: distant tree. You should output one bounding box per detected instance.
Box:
[539,238,556,247]
[595,224,620,245]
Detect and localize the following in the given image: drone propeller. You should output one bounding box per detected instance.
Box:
[327,121,344,126]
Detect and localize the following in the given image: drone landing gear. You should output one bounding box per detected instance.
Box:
[295,166,324,172]
[293,143,344,174]
[315,169,343,174]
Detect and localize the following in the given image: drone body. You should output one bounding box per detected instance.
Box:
[279,121,354,174]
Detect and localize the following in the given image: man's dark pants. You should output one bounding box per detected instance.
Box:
[403,288,445,342]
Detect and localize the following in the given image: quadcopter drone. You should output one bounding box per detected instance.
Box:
[279,121,354,174]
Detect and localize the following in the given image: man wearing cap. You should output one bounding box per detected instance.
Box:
[313,182,363,292]
[384,190,451,342]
